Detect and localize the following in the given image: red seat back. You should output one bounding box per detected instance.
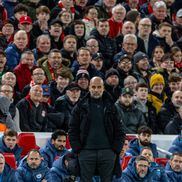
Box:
[155,158,168,167]
[126,135,137,142]
[121,156,133,170]
[18,133,40,158]
[3,153,17,169]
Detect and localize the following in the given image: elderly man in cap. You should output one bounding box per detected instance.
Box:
[75,69,90,98]
[105,68,121,102]
[54,82,81,132]
[133,51,151,85]
[115,87,146,134]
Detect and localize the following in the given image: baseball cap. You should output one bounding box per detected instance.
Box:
[133,51,148,64]
[42,84,50,96]
[118,54,130,63]
[121,87,134,96]
[92,52,104,60]
[176,9,182,18]
[19,16,32,24]
[66,82,81,91]
[76,69,90,81]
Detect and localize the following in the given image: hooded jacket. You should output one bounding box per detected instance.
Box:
[126,138,158,158]
[15,157,49,182]
[1,163,16,182]
[40,138,68,168]
[0,96,16,130]
[168,135,182,154]
[0,136,22,164]
[165,162,182,182]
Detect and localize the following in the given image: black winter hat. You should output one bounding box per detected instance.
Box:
[105,68,119,80]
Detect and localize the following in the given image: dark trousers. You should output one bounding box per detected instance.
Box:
[78,149,116,182]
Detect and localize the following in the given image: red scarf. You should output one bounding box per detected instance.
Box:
[148,3,153,14]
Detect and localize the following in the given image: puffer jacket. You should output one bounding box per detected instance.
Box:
[40,139,68,168]
[168,135,182,154]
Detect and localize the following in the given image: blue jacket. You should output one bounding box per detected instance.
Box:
[5,43,22,70]
[0,136,22,165]
[15,157,49,182]
[47,155,74,182]
[165,162,182,182]
[1,163,16,182]
[126,138,158,158]
[39,139,68,168]
[121,157,168,182]
[168,135,182,154]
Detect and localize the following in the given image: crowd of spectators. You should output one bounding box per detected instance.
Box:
[0,0,182,181]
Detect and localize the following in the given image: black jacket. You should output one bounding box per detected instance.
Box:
[90,29,117,69]
[68,92,125,154]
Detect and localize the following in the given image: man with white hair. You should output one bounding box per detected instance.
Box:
[108,4,126,38]
[150,1,171,31]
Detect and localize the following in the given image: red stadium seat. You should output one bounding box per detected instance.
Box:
[66,136,71,149]
[155,158,168,167]
[18,133,40,158]
[3,153,17,169]
[121,156,133,170]
[126,135,137,142]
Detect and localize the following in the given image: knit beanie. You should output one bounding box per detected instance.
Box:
[150,73,165,88]
[105,68,119,80]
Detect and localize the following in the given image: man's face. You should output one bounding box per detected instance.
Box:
[120,140,129,158]
[27,151,41,169]
[124,78,137,90]
[136,160,149,178]
[77,78,89,90]
[62,0,73,8]
[97,21,110,36]
[118,59,132,73]
[36,12,50,22]
[32,69,45,84]
[2,23,14,36]
[169,82,181,93]
[0,154,5,174]
[2,72,16,87]
[113,8,126,22]
[89,78,104,99]
[4,136,17,150]
[0,54,6,69]
[86,39,99,55]
[122,22,136,35]
[48,52,62,70]
[49,23,62,38]
[0,85,13,99]
[77,49,91,66]
[170,155,182,172]
[14,31,28,50]
[106,75,119,87]
[141,149,154,162]
[159,26,172,38]
[52,135,66,151]
[176,17,182,26]
[37,37,51,53]
[74,24,85,37]
[122,37,137,55]
[136,87,148,101]
[136,58,149,71]
[60,12,72,25]
[172,91,182,108]
[64,38,77,52]
[21,53,34,69]
[18,23,32,33]
[75,0,88,7]
[120,94,133,107]
[138,132,151,146]
[153,7,167,21]
[56,76,70,90]
[138,19,152,37]
[15,11,27,20]
[91,59,103,71]
[66,89,81,103]
[30,85,43,103]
